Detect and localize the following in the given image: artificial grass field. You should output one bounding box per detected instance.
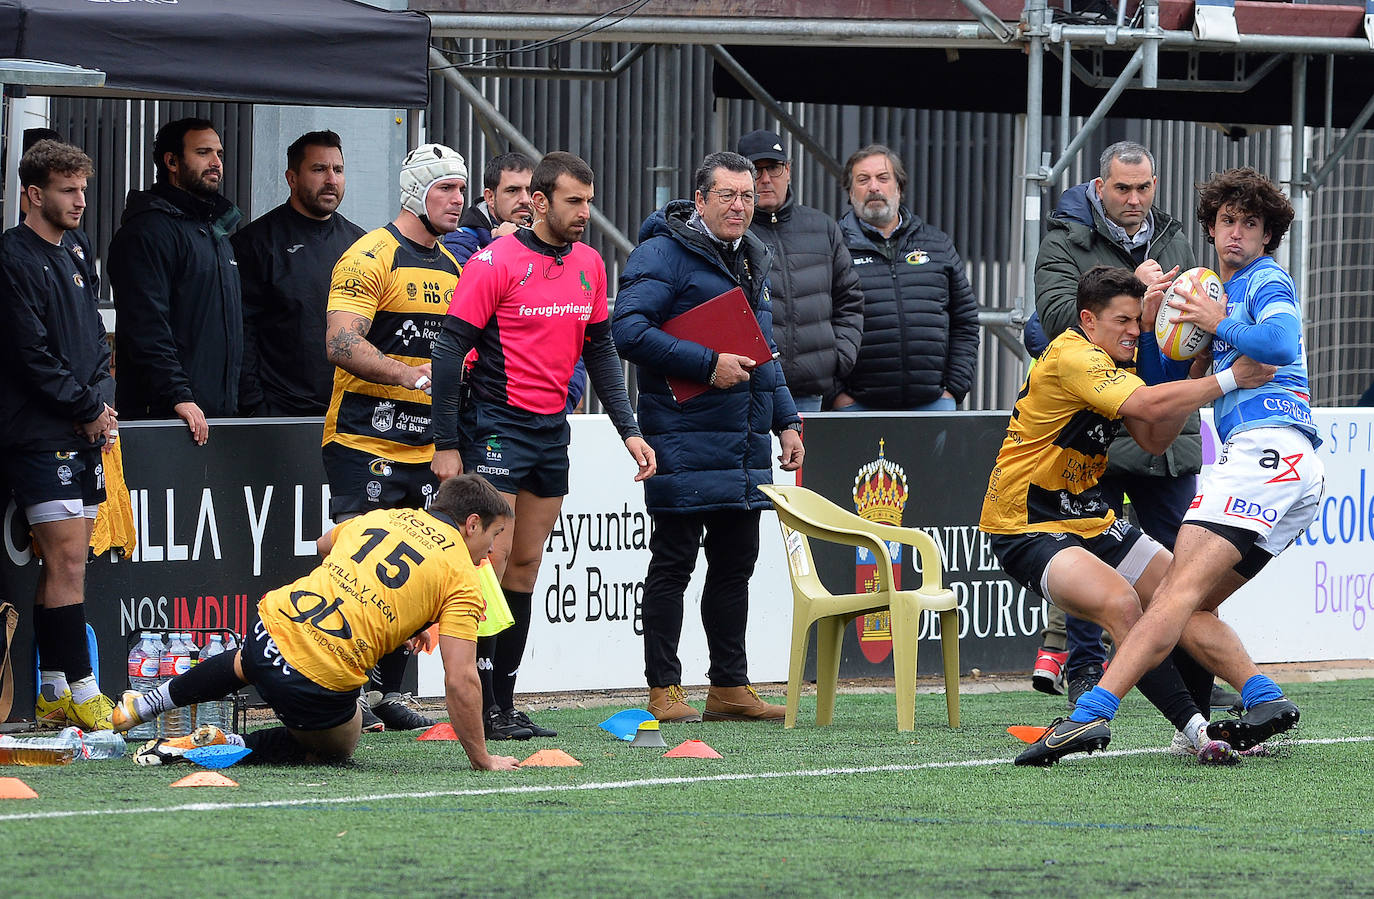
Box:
[3,679,1372,897]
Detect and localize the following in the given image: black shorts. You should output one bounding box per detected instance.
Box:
[989,519,1161,599]
[322,443,438,521]
[459,401,570,497]
[239,619,357,731]
[4,447,106,509]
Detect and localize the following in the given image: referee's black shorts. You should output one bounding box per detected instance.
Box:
[459,401,570,497]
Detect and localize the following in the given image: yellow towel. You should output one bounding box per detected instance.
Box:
[90,439,137,559]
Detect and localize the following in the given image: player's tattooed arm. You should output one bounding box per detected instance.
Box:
[325,310,429,389]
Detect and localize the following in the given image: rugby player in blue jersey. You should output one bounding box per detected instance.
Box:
[1027,168,1324,763]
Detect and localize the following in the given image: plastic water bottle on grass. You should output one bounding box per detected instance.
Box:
[0,727,82,766]
[78,730,127,760]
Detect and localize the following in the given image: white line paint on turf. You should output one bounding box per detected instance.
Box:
[2,735,1370,824]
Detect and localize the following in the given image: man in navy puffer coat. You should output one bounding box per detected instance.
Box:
[613,151,803,725]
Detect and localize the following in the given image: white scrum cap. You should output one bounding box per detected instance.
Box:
[399,143,467,220]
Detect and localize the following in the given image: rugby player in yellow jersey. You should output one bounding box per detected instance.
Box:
[979,266,1276,766]
[111,474,520,771]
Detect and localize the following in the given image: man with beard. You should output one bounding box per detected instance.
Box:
[233,131,366,416]
[432,151,655,740]
[109,118,243,442]
[833,144,980,412]
[442,152,534,266]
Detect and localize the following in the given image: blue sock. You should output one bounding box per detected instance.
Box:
[1070,686,1121,723]
[1241,675,1283,709]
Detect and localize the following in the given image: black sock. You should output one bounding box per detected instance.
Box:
[1170,647,1215,717]
[1136,655,1204,733]
[168,650,246,707]
[476,634,497,714]
[36,604,92,682]
[491,589,532,711]
[242,726,311,765]
[369,646,412,695]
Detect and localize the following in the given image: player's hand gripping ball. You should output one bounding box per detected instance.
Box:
[1155,266,1224,361]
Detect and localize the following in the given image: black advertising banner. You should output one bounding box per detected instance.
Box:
[794,412,1048,677]
[1,413,1045,720]
[2,421,330,718]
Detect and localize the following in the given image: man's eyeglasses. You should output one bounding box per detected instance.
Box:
[706,189,757,206]
[755,161,787,178]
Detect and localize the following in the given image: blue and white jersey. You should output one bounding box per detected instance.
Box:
[1211,255,1320,448]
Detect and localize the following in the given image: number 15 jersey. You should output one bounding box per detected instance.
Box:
[257,506,484,691]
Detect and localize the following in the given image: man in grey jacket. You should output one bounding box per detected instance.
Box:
[738,130,863,411]
[1032,140,1227,713]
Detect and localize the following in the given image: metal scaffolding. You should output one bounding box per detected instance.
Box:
[430,2,1374,357]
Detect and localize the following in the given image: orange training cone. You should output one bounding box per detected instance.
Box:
[663,739,722,759]
[170,771,239,788]
[418,723,458,741]
[1007,725,1051,744]
[0,777,39,799]
[519,748,582,767]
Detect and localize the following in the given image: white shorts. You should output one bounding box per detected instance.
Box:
[1186,426,1325,556]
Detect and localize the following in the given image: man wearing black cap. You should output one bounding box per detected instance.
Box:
[736,129,863,411]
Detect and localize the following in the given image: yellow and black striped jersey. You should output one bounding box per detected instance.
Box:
[979,328,1143,537]
[322,224,459,464]
[257,506,484,691]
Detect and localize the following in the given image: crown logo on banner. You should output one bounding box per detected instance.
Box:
[852,439,908,525]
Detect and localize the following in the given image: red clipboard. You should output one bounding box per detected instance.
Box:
[660,287,773,403]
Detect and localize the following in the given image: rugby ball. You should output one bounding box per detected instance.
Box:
[1155,266,1224,361]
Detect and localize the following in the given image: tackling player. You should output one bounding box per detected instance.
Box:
[0,139,118,731]
[1038,168,1323,761]
[111,474,521,771]
[978,266,1277,766]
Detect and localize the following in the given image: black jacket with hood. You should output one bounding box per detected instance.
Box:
[109,181,243,419]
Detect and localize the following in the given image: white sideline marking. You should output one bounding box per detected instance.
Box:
[1,735,1370,824]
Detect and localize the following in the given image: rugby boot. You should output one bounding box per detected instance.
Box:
[1206,697,1299,750]
[648,685,702,723]
[507,708,556,738]
[111,690,147,733]
[1194,739,1242,766]
[369,691,437,731]
[34,687,73,728]
[703,685,785,722]
[67,692,116,732]
[358,692,385,733]
[1014,716,1111,766]
[486,707,534,741]
[134,725,228,766]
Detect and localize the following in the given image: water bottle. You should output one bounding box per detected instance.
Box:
[77,730,126,760]
[197,634,227,730]
[157,633,194,738]
[0,727,82,766]
[126,633,159,740]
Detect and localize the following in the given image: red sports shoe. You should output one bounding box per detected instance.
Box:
[1032,648,1068,695]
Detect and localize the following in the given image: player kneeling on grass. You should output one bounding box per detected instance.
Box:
[112,474,521,771]
[979,266,1278,766]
